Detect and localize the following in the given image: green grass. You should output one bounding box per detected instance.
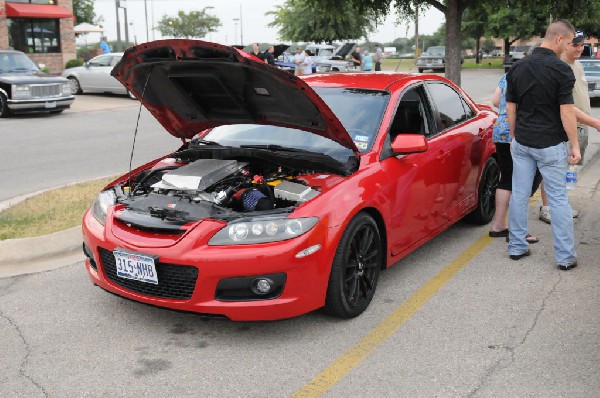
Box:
[0,177,115,240]
[381,57,504,71]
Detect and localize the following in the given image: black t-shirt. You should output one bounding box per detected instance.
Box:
[262,51,275,65]
[350,51,361,64]
[252,51,264,61]
[506,47,575,148]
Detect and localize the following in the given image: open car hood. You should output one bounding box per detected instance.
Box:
[111,40,359,154]
[335,43,356,58]
[273,44,289,58]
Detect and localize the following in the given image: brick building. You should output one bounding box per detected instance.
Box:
[0,0,75,73]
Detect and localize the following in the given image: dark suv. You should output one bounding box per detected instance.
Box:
[0,50,74,118]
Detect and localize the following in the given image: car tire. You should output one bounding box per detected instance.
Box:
[418,68,424,73]
[324,212,382,318]
[68,77,82,95]
[465,157,499,225]
[0,93,10,118]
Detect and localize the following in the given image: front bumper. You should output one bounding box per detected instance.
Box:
[81,209,335,321]
[8,96,75,113]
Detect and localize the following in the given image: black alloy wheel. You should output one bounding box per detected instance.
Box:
[324,213,382,318]
[465,157,499,225]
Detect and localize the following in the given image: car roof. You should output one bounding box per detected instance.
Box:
[0,50,25,55]
[302,72,436,91]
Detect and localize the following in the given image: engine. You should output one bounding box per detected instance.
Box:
[115,158,321,227]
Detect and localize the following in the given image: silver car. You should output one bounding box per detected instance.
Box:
[580,58,600,99]
[61,53,134,99]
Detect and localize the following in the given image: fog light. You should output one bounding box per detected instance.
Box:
[252,278,273,295]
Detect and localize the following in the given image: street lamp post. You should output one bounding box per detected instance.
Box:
[233,18,239,45]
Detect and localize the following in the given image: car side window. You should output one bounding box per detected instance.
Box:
[110,56,121,66]
[426,82,468,131]
[89,55,112,67]
[388,86,430,141]
[461,97,475,119]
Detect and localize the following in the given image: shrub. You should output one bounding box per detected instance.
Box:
[65,59,84,69]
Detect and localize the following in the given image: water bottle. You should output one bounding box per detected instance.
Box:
[566,164,577,190]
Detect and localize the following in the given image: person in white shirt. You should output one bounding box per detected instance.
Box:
[293,47,306,76]
[302,50,313,75]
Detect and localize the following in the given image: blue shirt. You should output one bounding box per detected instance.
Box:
[492,74,510,143]
[100,41,111,54]
[362,55,373,71]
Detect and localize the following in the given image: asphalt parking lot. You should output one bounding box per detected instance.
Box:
[1,70,599,397]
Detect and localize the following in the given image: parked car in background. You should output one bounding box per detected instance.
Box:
[62,52,135,99]
[502,45,532,72]
[81,39,498,321]
[307,42,356,72]
[579,58,600,99]
[0,50,74,118]
[416,46,463,73]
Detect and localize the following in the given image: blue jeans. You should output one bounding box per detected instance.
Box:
[508,140,576,265]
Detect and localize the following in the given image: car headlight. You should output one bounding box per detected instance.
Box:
[62,82,71,96]
[91,189,116,225]
[208,217,319,245]
[12,84,31,99]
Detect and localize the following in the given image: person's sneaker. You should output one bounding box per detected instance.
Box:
[558,261,577,271]
[538,207,578,224]
[539,206,551,224]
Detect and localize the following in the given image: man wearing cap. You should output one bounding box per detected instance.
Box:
[561,30,590,164]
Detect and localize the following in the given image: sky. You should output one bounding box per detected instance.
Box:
[86,0,445,47]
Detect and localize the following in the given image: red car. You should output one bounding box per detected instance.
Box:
[81,40,498,321]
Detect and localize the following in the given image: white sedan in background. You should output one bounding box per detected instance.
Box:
[62,53,135,99]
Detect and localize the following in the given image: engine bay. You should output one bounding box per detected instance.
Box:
[113,157,326,231]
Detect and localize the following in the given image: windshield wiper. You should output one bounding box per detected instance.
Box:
[193,139,222,146]
[240,144,312,153]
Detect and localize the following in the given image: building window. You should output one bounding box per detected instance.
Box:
[8,19,61,53]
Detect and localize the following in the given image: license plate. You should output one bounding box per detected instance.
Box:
[113,250,158,284]
[45,101,57,109]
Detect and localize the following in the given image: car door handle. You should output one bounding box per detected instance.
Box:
[437,151,450,161]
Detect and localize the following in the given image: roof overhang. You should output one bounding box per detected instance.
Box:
[5,3,74,19]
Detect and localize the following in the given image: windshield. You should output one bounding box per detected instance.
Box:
[424,47,445,56]
[0,52,40,74]
[201,87,389,161]
[581,61,600,73]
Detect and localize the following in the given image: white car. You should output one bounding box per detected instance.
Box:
[61,53,135,99]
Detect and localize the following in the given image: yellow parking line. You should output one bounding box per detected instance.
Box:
[293,234,493,398]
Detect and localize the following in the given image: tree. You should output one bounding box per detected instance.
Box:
[267,0,380,44]
[73,0,99,25]
[462,6,489,63]
[310,0,600,87]
[156,9,221,39]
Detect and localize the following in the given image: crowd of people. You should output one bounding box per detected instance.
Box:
[489,19,600,271]
[248,42,384,75]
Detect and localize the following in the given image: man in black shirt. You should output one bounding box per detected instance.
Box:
[262,46,275,65]
[506,19,580,270]
[350,46,362,69]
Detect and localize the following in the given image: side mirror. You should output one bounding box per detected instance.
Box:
[391,134,428,155]
[85,62,90,68]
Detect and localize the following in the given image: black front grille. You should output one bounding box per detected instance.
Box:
[98,248,198,300]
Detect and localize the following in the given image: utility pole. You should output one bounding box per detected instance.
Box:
[239,4,244,46]
[123,1,130,47]
[415,4,420,57]
[115,0,122,51]
[144,0,149,42]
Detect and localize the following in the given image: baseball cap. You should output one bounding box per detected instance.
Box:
[573,30,587,44]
